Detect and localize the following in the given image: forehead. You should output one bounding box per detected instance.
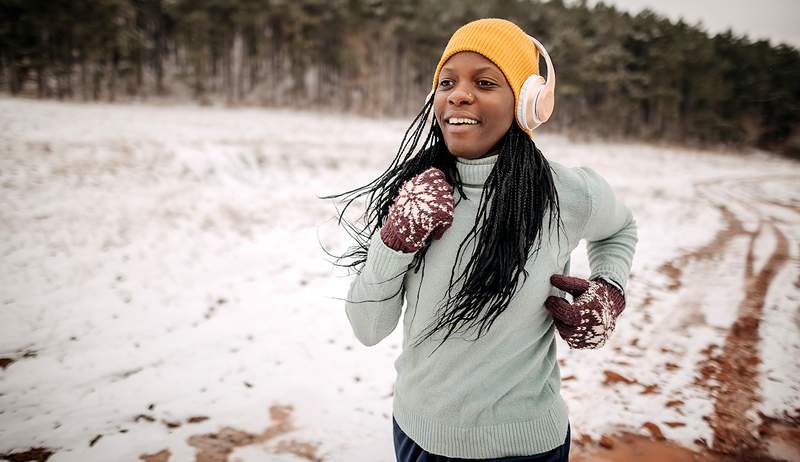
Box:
[440,51,503,75]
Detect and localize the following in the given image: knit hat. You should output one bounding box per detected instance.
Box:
[431,18,541,138]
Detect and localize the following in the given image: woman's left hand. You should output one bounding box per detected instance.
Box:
[544,274,625,349]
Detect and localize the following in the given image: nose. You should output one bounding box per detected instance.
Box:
[447,85,474,105]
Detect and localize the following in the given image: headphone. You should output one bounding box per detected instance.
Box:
[424,35,556,134]
[518,35,556,132]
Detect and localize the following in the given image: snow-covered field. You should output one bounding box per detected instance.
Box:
[1,97,798,462]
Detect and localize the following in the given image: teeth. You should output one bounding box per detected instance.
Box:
[448,117,478,125]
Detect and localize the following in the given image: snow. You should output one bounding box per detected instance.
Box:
[1,97,799,461]
[758,230,800,418]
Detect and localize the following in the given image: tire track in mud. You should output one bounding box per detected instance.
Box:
[656,175,798,459]
[695,222,790,456]
[656,202,750,292]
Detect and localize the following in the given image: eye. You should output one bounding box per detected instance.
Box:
[477,79,496,88]
[438,79,453,89]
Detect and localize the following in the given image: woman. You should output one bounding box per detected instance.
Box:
[326,18,638,461]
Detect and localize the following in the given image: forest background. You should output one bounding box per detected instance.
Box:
[1,0,799,156]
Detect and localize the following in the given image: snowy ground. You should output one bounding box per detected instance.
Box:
[1,97,798,462]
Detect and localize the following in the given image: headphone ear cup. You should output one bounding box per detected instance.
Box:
[535,86,555,125]
[517,74,546,131]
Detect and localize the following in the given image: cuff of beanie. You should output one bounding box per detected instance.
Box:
[363,231,416,283]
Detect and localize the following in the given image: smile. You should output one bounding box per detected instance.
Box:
[447,117,479,125]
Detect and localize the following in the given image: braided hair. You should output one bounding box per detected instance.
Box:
[321,98,563,356]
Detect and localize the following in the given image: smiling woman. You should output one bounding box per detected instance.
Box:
[324,17,638,462]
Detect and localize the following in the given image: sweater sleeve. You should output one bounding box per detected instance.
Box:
[577,167,638,291]
[344,231,416,346]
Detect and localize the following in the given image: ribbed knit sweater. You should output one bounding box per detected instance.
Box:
[344,153,638,458]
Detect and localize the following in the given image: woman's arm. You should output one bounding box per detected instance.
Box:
[344,167,454,347]
[345,232,416,346]
[543,167,637,350]
[578,167,638,291]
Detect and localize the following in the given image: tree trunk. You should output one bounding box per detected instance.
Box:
[248,34,259,93]
[135,47,144,97]
[109,51,119,102]
[80,54,89,101]
[36,66,46,98]
[154,28,165,95]
[93,62,103,100]
[235,32,246,102]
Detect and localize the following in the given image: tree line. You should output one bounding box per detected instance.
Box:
[1,0,798,156]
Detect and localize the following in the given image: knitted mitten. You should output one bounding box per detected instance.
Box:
[544,274,626,349]
[380,167,454,253]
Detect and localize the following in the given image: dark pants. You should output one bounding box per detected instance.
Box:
[393,416,570,462]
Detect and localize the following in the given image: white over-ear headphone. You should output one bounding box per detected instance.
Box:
[424,35,556,135]
[518,35,556,132]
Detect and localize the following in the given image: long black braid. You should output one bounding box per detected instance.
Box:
[320,99,563,356]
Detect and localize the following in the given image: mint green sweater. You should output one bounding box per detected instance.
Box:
[344,153,638,458]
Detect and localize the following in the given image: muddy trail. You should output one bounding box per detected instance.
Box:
[573,174,800,462]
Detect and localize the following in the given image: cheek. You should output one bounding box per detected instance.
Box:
[487,109,514,135]
[491,96,516,131]
[433,93,446,124]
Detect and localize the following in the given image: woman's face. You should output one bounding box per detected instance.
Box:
[434,51,515,160]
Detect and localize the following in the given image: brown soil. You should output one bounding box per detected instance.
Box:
[758,411,800,462]
[139,449,171,462]
[0,448,54,462]
[570,432,741,462]
[274,439,325,462]
[0,350,37,370]
[139,403,324,462]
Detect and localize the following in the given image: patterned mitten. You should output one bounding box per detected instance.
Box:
[380,167,454,253]
[544,274,626,349]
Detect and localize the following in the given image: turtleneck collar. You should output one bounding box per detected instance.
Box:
[455,153,498,187]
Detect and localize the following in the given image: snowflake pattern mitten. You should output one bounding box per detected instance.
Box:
[380,167,454,253]
[544,274,626,349]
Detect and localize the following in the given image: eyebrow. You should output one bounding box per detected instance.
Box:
[440,66,500,75]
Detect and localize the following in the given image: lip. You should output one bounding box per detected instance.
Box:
[442,112,481,135]
[445,123,481,135]
[444,112,481,124]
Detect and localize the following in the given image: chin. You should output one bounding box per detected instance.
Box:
[451,152,483,160]
[447,145,491,159]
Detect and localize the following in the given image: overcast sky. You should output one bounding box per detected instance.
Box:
[583,0,800,48]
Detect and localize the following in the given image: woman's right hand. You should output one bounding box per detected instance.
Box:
[380,167,454,253]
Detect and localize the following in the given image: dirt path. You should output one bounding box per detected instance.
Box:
[693,177,798,459]
[695,221,790,456]
[573,174,800,461]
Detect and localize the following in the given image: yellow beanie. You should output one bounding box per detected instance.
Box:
[431,18,540,138]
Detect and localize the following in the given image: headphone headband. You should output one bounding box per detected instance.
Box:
[528,35,555,90]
